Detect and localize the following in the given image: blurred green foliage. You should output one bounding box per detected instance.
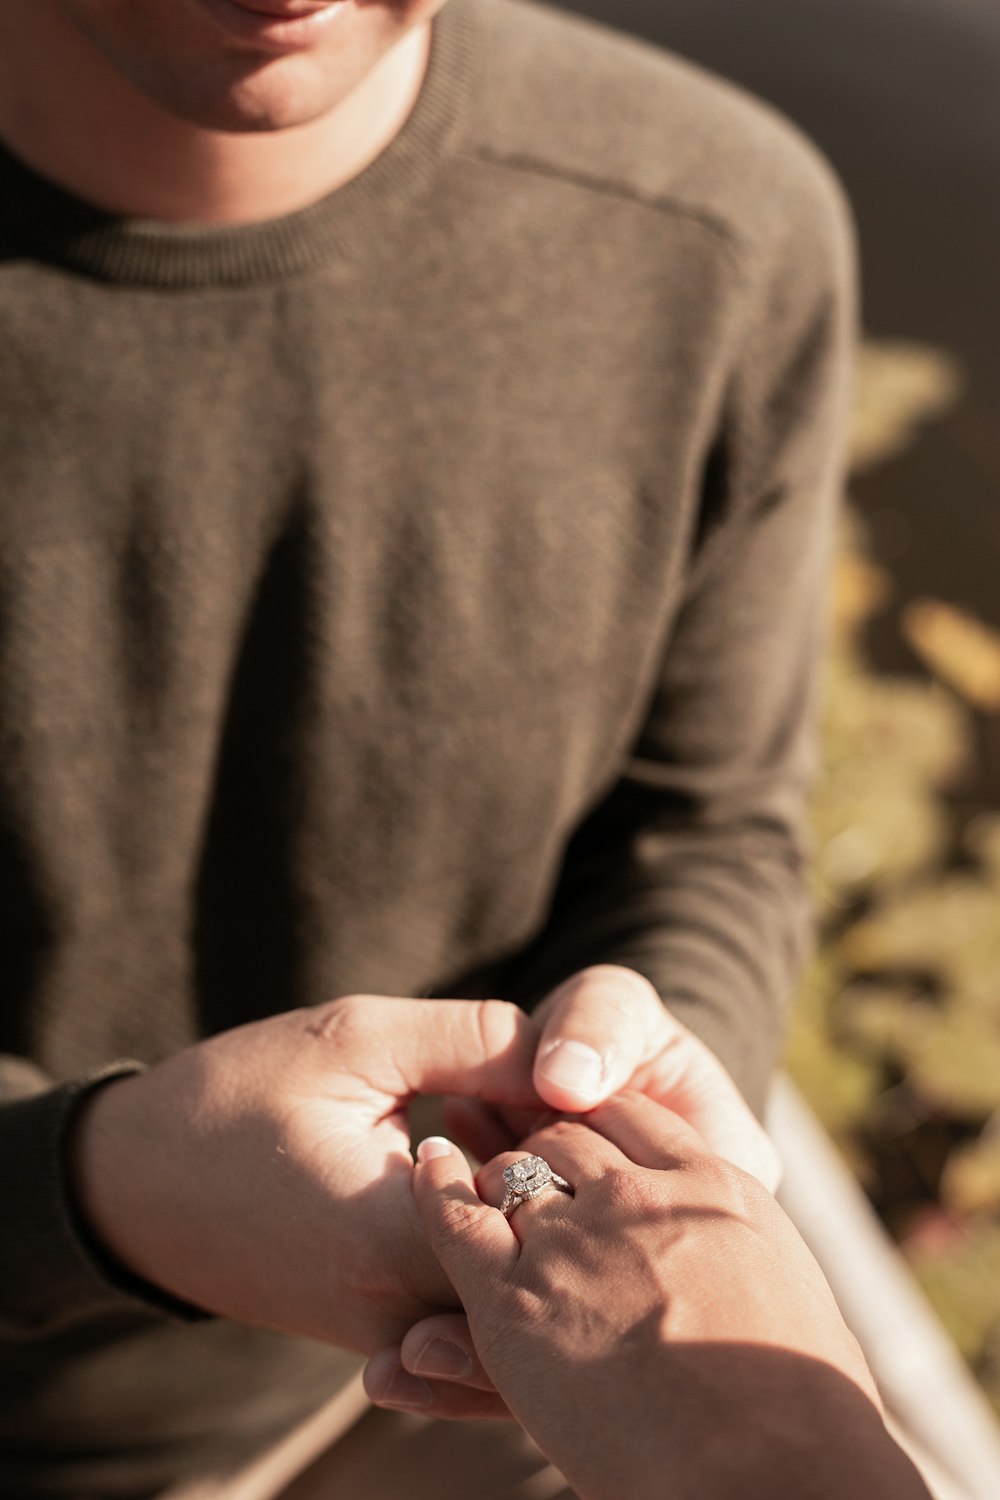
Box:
[786,339,1000,1415]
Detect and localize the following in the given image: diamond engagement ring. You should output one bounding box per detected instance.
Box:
[499,1155,574,1218]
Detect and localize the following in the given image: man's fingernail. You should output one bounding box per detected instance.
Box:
[380,1369,433,1410]
[411,1337,475,1380]
[538,1040,603,1099]
[417,1136,453,1163]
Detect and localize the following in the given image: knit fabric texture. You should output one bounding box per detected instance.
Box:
[0,0,857,1492]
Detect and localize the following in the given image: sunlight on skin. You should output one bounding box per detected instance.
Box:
[0,0,450,221]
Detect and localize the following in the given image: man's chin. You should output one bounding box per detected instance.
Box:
[197,71,345,134]
[129,54,360,134]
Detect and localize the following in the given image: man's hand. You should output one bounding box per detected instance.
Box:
[69,996,540,1357]
[443,965,780,1191]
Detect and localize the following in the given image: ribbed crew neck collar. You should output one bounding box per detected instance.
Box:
[0,0,479,289]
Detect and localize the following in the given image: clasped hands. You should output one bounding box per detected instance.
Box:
[73,964,782,1417]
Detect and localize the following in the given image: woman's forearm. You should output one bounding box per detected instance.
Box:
[651,1354,932,1500]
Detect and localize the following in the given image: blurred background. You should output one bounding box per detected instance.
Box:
[551,0,1000,1475]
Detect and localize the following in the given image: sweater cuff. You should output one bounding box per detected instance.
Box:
[0,1063,212,1336]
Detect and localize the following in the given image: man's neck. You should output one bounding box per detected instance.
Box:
[0,13,432,226]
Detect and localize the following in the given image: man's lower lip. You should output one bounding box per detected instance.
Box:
[193,0,352,52]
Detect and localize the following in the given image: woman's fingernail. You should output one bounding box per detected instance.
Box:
[411,1337,475,1380]
[538,1040,603,1099]
[417,1136,453,1163]
[380,1369,433,1410]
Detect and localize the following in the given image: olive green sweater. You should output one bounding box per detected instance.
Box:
[0,0,856,1492]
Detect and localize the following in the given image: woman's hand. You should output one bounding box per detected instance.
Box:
[366,1095,930,1500]
[397,968,784,1423]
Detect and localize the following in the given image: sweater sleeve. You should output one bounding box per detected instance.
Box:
[0,1057,210,1336]
[498,149,859,1119]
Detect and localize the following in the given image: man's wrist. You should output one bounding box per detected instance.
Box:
[65,1071,211,1321]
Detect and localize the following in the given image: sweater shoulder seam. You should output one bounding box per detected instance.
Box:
[462,142,748,272]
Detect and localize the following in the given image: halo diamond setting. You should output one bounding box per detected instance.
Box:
[499,1155,573,1218]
